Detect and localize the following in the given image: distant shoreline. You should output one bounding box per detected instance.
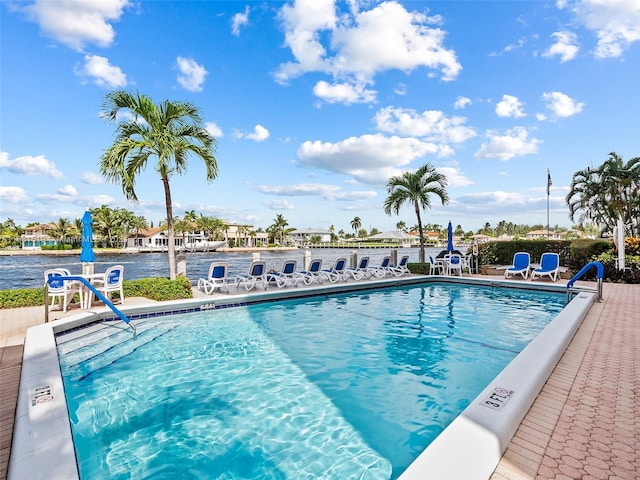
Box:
[0,247,300,256]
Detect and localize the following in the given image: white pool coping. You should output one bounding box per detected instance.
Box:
[8,276,595,480]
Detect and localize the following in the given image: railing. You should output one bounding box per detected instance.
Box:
[45,275,136,334]
[566,261,604,302]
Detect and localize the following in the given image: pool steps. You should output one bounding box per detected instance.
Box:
[58,321,179,381]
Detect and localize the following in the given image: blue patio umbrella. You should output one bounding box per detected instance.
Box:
[447,221,454,252]
[80,210,95,263]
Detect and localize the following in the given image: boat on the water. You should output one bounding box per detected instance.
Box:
[129,240,227,253]
[182,240,227,252]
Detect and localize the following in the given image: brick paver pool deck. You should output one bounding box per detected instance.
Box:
[1,281,638,480]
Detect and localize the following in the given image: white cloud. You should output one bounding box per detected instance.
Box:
[244,125,270,142]
[262,199,295,210]
[81,172,104,184]
[393,83,407,96]
[176,56,208,92]
[474,127,541,161]
[0,186,29,204]
[23,0,130,51]
[436,165,473,188]
[205,121,224,138]
[232,6,250,36]
[495,94,526,118]
[373,106,477,145]
[297,133,441,185]
[0,151,64,178]
[75,54,127,87]
[258,183,377,201]
[560,0,640,58]
[454,96,471,109]
[58,185,77,196]
[542,91,585,117]
[276,0,461,103]
[542,31,579,62]
[313,80,377,104]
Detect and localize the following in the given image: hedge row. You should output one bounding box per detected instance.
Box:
[0,276,193,309]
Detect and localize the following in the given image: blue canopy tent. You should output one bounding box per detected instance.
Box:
[80,210,95,267]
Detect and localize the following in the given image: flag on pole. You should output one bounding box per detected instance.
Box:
[547,169,552,195]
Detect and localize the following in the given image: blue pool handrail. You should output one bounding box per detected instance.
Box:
[566,261,604,302]
[45,275,136,333]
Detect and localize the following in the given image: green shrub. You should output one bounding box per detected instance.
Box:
[478,240,571,267]
[407,262,431,275]
[41,244,73,250]
[122,276,193,301]
[0,276,193,309]
[566,239,611,274]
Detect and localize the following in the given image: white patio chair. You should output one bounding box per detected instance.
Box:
[44,268,82,313]
[444,254,463,276]
[92,265,125,305]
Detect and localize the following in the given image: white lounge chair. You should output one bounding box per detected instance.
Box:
[368,256,392,278]
[530,253,560,282]
[389,255,410,276]
[321,258,347,283]
[345,256,371,280]
[198,262,230,294]
[300,259,324,285]
[267,260,300,288]
[504,252,531,280]
[235,261,268,291]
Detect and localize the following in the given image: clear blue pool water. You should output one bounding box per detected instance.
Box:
[57,282,565,479]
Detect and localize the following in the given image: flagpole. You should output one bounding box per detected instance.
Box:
[546,169,551,239]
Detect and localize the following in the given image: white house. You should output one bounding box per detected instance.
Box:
[21,223,58,250]
[289,228,332,246]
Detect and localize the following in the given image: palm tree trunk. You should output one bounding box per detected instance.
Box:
[162,176,176,280]
[414,201,425,263]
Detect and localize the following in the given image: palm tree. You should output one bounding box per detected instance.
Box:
[100,90,218,279]
[271,214,288,245]
[384,163,449,262]
[566,153,640,236]
[50,218,73,246]
[350,217,361,236]
[183,210,197,222]
[396,220,407,232]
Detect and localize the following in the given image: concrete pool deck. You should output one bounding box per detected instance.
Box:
[1,278,638,480]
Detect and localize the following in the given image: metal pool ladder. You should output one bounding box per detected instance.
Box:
[566,261,604,302]
[45,275,136,334]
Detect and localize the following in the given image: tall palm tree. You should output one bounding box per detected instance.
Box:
[350,216,361,236]
[100,90,218,279]
[271,214,288,245]
[566,153,640,236]
[384,163,449,262]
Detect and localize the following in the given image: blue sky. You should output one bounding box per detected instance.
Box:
[1,0,639,234]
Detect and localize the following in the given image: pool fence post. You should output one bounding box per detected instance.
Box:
[176,253,186,277]
[303,248,311,270]
[390,248,398,267]
[350,250,358,268]
[44,283,49,323]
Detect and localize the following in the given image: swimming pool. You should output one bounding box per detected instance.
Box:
[56,282,566,479]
